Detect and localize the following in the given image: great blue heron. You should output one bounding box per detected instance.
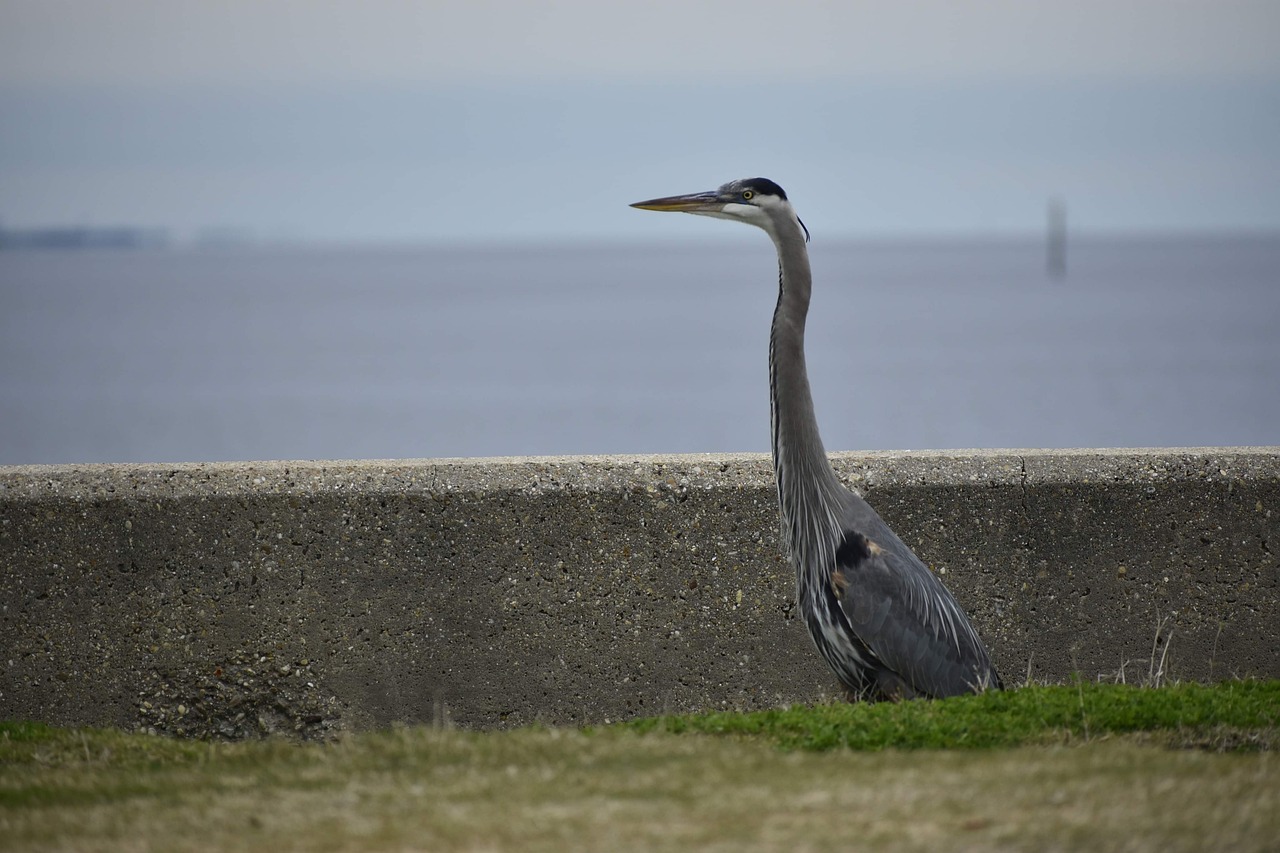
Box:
[631,178,1001,700]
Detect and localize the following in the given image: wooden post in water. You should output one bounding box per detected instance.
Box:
[1047,197,1067,279]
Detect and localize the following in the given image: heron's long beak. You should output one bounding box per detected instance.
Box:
[630,190,723,214]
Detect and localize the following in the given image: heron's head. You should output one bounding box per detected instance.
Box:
[630,177,809,242]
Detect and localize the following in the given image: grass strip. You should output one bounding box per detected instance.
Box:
[613,680,1280,750]
[1,683,1276,852]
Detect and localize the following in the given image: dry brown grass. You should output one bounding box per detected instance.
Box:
[2,724,1277,852]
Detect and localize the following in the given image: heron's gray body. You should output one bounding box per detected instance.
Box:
[632,178,1001,700]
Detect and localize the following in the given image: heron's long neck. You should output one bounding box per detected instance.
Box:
[768,224,843,559]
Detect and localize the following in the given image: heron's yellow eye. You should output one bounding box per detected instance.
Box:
[742,190,755,200]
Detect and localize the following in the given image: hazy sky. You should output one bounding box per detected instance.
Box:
[2,1,1278,242]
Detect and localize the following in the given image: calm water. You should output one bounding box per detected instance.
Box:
[1,235,1277,465]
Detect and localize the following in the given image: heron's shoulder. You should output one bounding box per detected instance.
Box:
[830,506,943,596]
[833,492,910,555]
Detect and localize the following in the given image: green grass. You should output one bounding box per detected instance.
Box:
[1,682,1277,852]
[614,680,1280,751]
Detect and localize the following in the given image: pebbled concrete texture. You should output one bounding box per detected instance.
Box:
[1,448,1277,738]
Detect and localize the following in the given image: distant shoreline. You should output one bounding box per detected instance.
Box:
[0,226,168,251]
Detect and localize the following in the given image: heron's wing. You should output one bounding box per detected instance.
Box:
[832,514,1000,698]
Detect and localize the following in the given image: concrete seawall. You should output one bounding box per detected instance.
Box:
[2,448,1277,738]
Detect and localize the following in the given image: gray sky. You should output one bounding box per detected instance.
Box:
[2,0,1278,242]
[6,1,1279,85]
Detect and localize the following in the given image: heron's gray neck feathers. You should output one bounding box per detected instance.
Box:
[766,210,844,574]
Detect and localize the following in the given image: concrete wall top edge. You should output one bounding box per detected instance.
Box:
[1,447,1276,503]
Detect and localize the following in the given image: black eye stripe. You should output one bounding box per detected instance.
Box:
[738,178,788,200]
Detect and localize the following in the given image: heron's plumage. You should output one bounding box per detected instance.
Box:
[631,177,1000,700]
[830,511,1002,698]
